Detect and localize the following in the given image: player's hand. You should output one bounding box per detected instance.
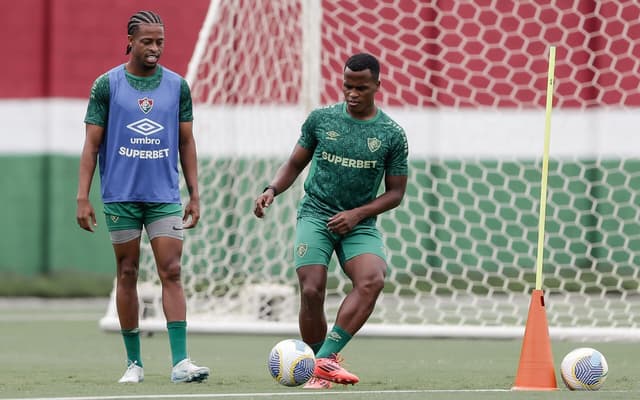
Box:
[327,210,361,235]
[76,199,97,232]
[183,198,200,229]
[254,191,274,218]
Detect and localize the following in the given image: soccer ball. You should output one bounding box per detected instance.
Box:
[267,339,315,386]
[560,347,608,391]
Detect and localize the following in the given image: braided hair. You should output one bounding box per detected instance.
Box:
[126,11,163,55]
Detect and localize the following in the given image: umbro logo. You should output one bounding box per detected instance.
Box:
[126,118,164,136]
[325,131,340,141]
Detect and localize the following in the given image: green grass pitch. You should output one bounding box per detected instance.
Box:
[1,299,639,400]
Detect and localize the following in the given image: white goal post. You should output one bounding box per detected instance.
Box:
[100,0,640,341]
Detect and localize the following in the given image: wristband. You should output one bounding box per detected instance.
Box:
[263,185,278,196]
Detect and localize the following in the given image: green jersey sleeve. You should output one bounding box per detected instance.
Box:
[386,123,409,176]
[84,73,110,127]
[298,109,320,150]
[179,79,194,123]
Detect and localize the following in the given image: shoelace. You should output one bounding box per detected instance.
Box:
[329,353,344,364]
[125,361,139,371]
[122,363,140,379]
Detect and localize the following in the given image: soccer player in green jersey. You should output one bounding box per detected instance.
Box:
[254,53,409,388]
[76,11,209,384]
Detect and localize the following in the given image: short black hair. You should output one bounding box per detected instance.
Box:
[344,53,380,81]
[126,11,163,54]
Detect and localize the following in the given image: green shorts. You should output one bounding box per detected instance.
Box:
[294,216,387,268]
[103,202,182,231]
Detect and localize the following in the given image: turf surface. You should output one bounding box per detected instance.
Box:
[1,299,638,400]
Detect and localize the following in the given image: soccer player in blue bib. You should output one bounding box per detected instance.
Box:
[76,10,209,384]
[254,53,409,388]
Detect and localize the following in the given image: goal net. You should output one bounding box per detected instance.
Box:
[100,0,640,340]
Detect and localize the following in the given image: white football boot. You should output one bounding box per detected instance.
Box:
[118,361,144,383]
[170,358,210,383]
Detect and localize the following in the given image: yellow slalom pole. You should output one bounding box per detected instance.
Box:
[535,46,556,291]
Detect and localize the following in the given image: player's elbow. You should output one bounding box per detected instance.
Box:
[386,192,405,211]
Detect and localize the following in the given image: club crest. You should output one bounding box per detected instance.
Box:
[138,97,154,114]
[368,137,382,152]
[296,243,308,258]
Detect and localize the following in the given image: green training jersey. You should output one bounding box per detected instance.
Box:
[84,64,193,127]
[297,102,409,226]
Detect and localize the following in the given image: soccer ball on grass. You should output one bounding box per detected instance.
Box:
[267,339,315,386]
[560,347,608,391]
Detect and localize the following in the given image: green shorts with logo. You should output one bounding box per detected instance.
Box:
[103,202,182,231]
[294,216,387,268]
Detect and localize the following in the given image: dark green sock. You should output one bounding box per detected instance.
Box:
[121,328,142,367]
[308,341,324,355]
[167,320,188,366]
[315,325,352,359]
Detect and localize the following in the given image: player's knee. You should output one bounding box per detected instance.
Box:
[300,284,325,304]
[117,260,139,283]
[158,261,182,283]
[357,274,385,296]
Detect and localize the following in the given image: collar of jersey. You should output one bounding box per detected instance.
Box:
[341,102,381,124]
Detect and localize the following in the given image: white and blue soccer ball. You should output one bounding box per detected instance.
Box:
[560,347,608,391]
[267,339,315,386]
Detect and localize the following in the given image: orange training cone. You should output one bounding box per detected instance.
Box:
[512,289,557,391]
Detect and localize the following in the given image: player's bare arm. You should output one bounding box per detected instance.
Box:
[327,174,408,235]
[254,144,313,218]
[76,123,105,232]
[178,121,200,229]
